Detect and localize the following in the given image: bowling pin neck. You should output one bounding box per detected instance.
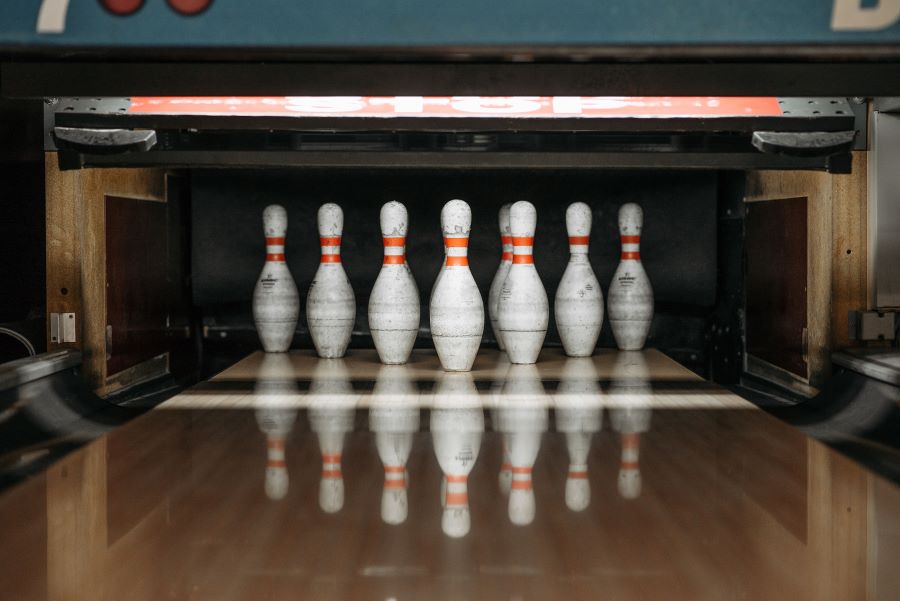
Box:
[265,235,286,263]
[321,452,343,479]
[568,463,588,479]
[383,465,406,489]
[621,432,640,467]
[444,474,469,506]
[568,234,589,257]
[511,466,533,490]
[319,236,342,264]
[443,235,469,268]
[501,234,513,263]
[382,235,406,265]
[619,234,641,261]
[266,437,286,467]
[512,235,534,265]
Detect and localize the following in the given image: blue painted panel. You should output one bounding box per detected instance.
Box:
[6,0,900,47]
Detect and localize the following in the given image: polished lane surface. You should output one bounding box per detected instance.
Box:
[0,349,897,600]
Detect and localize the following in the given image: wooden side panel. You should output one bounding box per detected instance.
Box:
[831,152,869,347]
[45,154,167,393]
[105,195,169,376]
[745,152,868,388]
[745,196,808,377]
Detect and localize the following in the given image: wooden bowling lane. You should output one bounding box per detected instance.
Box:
[162,348,751,410]
[0,389,896,600]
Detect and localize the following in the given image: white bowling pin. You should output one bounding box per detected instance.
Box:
[254,354,299,500]
[308,359,358,513]
[498,201,548,364]
[608,203,654,351]
[488,203,513,351]
[431,372,484,538]
[307,203,356,358]
[555,202,604,357]
[554,357,602,512]
[497,364,548,525]
[370,364,420,525]
[609,352,652,500]
[369,202,420,365]
[252,205,300,352]
[430,200,484,372]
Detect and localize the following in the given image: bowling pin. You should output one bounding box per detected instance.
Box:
[497,363,548,525]
[498,201,548,364]
[254,354,299,500]
[555,202,604,357]
[609,351,652,500]
[488,203,513,351]
[307,203,356,358]
[430,200,484,372]
[488,352,513,496]
[252,205,300,352]
[370,364,420,525]
[608,203,654,351]
[369,201,420,365]
[431,372,484,538]
[308,359,358,513]
[554,357,602,512]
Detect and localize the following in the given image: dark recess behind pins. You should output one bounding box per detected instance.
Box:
[191,169,718,354]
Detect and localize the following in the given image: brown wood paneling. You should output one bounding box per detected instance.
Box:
[105,195,169,376]
[831,152,869,347]
[745,196,809,377]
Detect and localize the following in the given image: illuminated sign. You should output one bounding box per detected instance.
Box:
[128,96,784,118]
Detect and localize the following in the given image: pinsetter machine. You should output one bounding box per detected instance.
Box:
[0,1,899,598]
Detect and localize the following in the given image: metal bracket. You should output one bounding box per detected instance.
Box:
[52,126,157,154]
[751,130,856,157]
[49,313,76,344]
[849,310,896,341]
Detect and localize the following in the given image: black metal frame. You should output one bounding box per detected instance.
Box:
[5,60,900,98]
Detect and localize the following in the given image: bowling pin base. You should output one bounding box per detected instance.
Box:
[310,323,354,359]
[557,324,601,358]
[618,470,642,499]
[319,478,345,513]
[371,328,417,365]
[255,322,297,353]
[381,489,409,525]
[610,320,651,351]
[433,335,481,371]
[500,330,547,365]
[490,318,506,351]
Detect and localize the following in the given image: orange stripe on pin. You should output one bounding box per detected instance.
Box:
[511,480,532,490]
[320,254,341,263]
[446,256,469,267]
[320,236,341,246]
[620,252,640,260]
[444,237,469,247]
[322,453,341,463]
[513,255,534,264]
[383,255,405,265]
[266,253,285,262]
[321,469,342,478]
[512,236,534,246]
[445,492,468,505]
[265,237,285,245]
[621,235,640,244]
[568,236,590,245]
[568,471,588,479]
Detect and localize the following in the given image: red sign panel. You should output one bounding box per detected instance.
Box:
[128,96,783,118]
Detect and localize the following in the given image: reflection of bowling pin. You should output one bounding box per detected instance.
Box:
[254,354,299,500]
[489,353,513,496]
[309,359,357,513]
[307,203,356,358]
[430,200,484,372]
[370,364,420,524]
[498,201,548,364]
[488,203,513,351]
[554,357,602,511]
[609,352,652,500]
[608,203,654,351]
[369,201,420,365]
[431,372,484,537]
[555,202,604,357]
[252,205,300,352]
[497,364,548,525]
